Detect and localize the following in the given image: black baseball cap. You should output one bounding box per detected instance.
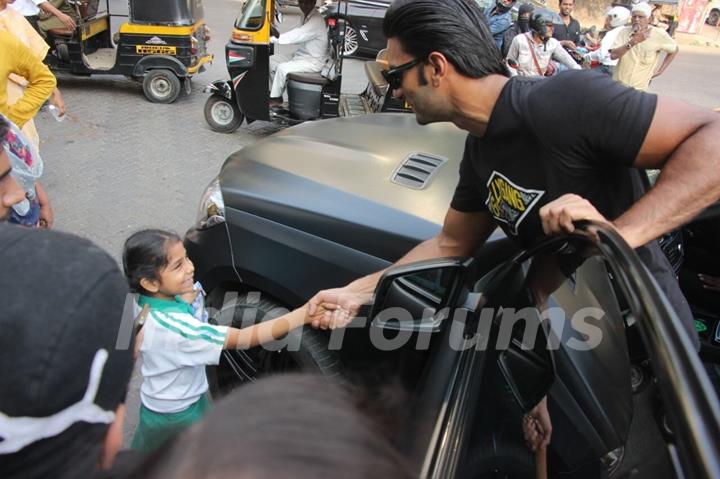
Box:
[0,225,134,476]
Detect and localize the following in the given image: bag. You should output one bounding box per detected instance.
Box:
[544,61,557,77]
[525,33,556,77]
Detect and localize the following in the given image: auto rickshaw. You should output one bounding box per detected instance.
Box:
[44,0,213,103]
[203,0,410,133]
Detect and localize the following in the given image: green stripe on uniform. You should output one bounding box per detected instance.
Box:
[153,315,225,345]
[154,311,226,339]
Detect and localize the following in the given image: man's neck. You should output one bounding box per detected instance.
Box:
[561,13,572,25]
[448,74,509,138]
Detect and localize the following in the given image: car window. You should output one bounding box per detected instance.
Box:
[235,0,266,30]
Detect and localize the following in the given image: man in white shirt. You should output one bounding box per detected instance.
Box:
[10,0,76,34]
[583,5,631,76]
[506,9,580,77]
[269,0,329,107]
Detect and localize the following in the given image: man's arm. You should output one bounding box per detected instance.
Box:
[552,44,581,70]
[4,36,56,127]
[38,1,76,31]
[540,99,720,248]
[615,98,720,246]
[276,18,320,45]
[653,47,678,78]
[308,209,496,329]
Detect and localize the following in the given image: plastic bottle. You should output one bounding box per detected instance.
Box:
[48,105,65,122]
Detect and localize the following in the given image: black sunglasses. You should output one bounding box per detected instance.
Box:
[382,57,425,90]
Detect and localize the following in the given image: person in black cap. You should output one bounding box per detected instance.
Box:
[0,225,136,479]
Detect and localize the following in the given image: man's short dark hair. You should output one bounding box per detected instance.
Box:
[383,0,509,78]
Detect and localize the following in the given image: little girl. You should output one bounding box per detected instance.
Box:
[123,229,325,452]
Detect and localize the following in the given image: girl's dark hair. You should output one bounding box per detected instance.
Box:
[130,374,415,479]
[383,0,509,78]
[122,229,182,293]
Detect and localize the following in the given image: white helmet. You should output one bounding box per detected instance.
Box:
[607,6,631,28]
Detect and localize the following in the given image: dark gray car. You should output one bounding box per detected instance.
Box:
[185,113,720,478]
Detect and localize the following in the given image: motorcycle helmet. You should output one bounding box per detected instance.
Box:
[607,5,631,28]
[495,0,516,14]
[529,9,559,43]
[517,3,535,33]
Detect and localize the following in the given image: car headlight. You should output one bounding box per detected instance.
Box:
[196,177,226,229]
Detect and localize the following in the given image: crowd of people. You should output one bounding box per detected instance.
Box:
[0,0,718,477]
[489,0,678,90]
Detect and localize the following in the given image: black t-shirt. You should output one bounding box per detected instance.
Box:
[451,71,699,348]
[553,16,581,44]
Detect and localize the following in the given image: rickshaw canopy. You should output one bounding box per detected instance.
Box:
[129,0,204,26]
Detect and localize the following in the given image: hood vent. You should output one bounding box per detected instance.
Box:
[391,152,448,190]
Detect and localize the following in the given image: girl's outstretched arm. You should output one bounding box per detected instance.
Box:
[223,304,328,350]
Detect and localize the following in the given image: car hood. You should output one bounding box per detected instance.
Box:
[219,114,469,260]
[224,113,466,222]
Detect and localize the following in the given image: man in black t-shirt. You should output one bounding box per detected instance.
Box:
[553,0,581,50]
[308,0,720,453]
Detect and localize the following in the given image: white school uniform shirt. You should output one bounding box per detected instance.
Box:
[138,296,228,413]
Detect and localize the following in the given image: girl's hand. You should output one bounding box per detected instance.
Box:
[304,302,334,325]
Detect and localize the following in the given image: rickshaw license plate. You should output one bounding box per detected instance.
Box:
[136,45,177,55]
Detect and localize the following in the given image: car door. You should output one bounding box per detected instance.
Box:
[371,222,720,478]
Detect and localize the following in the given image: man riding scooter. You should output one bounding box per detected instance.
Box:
[269,0,328,108]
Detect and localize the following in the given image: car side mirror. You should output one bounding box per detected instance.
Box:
[369,258,472,333]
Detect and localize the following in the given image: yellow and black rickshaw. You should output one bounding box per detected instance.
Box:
[203,0,409,133]
[45,0,213,103]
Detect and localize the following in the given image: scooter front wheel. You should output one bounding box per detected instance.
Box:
[204,94,244,133]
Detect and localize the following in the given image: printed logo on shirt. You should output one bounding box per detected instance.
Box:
[485,171,545,235]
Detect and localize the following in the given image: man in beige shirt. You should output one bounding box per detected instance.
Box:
[610,2,677,90]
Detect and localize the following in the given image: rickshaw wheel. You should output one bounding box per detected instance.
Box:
[142,69,182,104]
[204,95,244,133]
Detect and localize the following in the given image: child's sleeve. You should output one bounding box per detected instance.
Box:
[154,311,229,366]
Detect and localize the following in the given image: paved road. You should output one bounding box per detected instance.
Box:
[29,0,720,446]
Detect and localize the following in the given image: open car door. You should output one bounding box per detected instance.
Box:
[371,222,720,478]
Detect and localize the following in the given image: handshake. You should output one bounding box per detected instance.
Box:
[303,287,373,330]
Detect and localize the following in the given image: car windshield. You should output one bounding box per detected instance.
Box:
[235,0,267,30]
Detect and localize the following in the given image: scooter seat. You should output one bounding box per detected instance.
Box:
[287,72,329,86]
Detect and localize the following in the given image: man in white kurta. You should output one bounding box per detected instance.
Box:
[269,0,329,105]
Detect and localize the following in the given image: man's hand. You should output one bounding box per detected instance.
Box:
[307,286,372,330]
[698,274,720,292]
[631,28,650,45]
[539,194,610,236]
[523,396,552,452]
[57,12,76,31]
[560,40,577,51]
